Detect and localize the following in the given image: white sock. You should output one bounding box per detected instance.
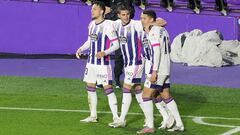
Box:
[86,87,97,118]
[120,90,132,122]
[155,100,169,122]
[142,98,154,128]
[135,90,144,112]
[105,88,118,119]
[165,98,183,127]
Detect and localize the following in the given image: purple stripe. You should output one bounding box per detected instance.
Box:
[108,80,113,85]
[135,89,142,94]
[143,97,152,102]
[90,42,95,64]
[163,83,170,89]
[86,86,96,92]
[104,88,113,95]
[134,30,140,63]
[103,36,110,65]
[127,31,133,66]
[164,97,174,104]
[123,88,131,93]
[120,27,128,67]
[97,29,102,65]
[90,25,98,64]
[153,98,163,103]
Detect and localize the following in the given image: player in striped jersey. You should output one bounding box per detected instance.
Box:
[137,10,184,134]
[105,5,145,128]
[75,1,120,125]
[99,5,169,128]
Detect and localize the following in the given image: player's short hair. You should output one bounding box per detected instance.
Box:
[117,4,131,14]
[142,10,157,21]
[92,1,106,16]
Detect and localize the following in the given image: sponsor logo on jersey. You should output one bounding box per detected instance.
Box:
[97,74,108,79]
[119,36,128,44]
[126,71,133,76]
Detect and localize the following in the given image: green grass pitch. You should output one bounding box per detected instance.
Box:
[0,76,240,135]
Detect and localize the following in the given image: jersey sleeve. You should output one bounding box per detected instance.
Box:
[149,26,161,71]
[104,23,120,55]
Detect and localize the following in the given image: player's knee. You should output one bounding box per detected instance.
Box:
[123,83,132,90]
[142,88,154,98]
[134,84,142,91]
[87,83,96,88]
[152,90,160,98]
[161,92,171,100]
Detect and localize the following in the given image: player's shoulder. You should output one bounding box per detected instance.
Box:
[152,25,168,34]
[103,20,115,28]
[88,21,95,27]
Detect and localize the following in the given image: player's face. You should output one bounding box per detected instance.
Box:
[118,10,130,25]
[140,13,154,28]
[91,4,103,20]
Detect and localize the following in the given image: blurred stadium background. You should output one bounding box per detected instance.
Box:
[0,0,240,135]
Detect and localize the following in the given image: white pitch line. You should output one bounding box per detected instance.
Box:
[220,127,240,135]
[0,106,240,121]
[192,117,237,128]
[193,117,240,135]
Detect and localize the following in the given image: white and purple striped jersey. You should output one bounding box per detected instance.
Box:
[113,20,143,67]
[87,20,118,65]
[141,25,171,75]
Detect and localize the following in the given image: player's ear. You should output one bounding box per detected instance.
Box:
[100,10,104,15]
[117,13,121,18]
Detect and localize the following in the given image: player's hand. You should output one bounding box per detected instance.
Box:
[75,49,82,59]
[96,51,106,59]
[150,71,157,83]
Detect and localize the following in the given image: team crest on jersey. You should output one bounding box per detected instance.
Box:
[119,35,127,44]
[90,34,98,41]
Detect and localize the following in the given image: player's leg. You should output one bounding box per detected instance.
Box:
[160,77,184,131]
[97,65,119,123]
[114,50,124,88]
[80,64,98,123]
[119,65,144,123]
[154,90,174,129]
[137,86,155,134]
[132,64,144,113]
[108,82,132,128]
[103,84,118,118]
[134,84,144,114]
[153,90,171,129]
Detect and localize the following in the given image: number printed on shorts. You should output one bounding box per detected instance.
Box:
[85,68,88,75]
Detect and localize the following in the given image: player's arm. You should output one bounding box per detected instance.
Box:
[76,22,93,59]
[149,27,161,83]
[76,40,90,59]
[96,24,119,58]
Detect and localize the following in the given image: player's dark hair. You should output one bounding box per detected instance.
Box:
[142,10,157,21]
[92,1,106,16]
[117,4,131,14]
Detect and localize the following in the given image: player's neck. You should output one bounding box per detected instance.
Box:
[121,20,131,26]
[94,17,104,25]
[143,24,151,33]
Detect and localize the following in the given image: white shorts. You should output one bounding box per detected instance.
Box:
[83,63,112,86]
[144,60,170,91]
[124,64,144,86]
